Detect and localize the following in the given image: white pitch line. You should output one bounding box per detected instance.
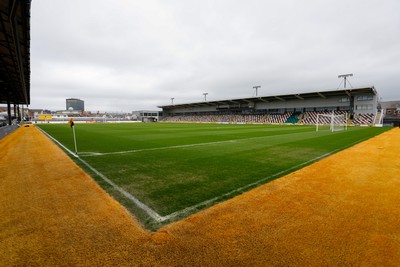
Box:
[39,127,166,222]
[37,127,79,158]
[160,135,372,222]
[79,139,239,157]
[161,152,330,221]
[77,158,166,222]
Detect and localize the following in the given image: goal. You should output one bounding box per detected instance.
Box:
[316,112,348,132]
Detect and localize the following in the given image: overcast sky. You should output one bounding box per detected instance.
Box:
[30,0,400,112]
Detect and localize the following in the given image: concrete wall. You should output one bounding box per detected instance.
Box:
[0,125,19,140]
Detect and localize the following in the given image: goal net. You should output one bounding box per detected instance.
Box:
[316,112,348,132]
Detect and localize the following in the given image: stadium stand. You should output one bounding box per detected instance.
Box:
[161,110,377,126]
[159,87,380,127]
[0,1,31,126]
[162,113,295,124]
[285,112,300,124]
[351,113,375,125]
[380,100,400,126]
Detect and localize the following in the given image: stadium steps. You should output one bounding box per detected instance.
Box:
[374,111,383,125]
[285,112,300,124]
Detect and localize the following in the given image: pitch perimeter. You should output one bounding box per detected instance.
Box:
[37,123,389,228]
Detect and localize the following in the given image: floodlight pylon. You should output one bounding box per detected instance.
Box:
[338,74,353,88]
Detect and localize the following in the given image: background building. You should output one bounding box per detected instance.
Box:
[132,110,160,122]
[381,100,400,126]
[66,98,84,112]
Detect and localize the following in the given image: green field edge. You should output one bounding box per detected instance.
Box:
[35,124,389,231]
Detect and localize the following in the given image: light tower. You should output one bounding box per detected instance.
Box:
[171,97,174,105]
[338,74,353,88]
[253,85,261,96]
[203,92,208,101]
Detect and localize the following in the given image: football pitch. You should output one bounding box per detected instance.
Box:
[37,123,389,229]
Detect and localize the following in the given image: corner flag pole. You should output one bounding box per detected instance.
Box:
[72,125,78,154]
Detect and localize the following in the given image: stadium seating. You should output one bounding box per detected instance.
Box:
[162,111,374,126]
[285,112,300,124]
[351,113,374,125]
[162,113,293,124]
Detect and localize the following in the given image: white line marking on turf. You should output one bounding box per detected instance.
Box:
[38,127,166,222]
[161,152,329,221]
[77,158,165,222]
[160,136,370,221]
[37,127,79,158]
[79,139,239,157]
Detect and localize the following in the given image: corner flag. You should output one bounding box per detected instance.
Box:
[68,118,74,128]
[68,118,78,154]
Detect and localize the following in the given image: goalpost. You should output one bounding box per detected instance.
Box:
[316,112,348,132]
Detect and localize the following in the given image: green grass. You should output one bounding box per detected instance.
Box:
[37,123,390,229]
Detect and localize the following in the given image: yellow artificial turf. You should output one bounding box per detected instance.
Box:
[1,125,399,266]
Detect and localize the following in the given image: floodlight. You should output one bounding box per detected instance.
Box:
[338,74,353,78]
[253,85,261,96]
[338,74,353,88]
[203,92,208,101]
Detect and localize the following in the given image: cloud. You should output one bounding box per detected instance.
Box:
[30,0,400,111]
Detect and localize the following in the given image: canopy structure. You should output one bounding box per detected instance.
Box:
[158,87,378,110]
[0,0,31,105]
